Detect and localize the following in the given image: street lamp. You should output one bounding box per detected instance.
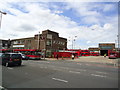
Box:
[37,31,40,50]
[69,36,77,49]
[117,35,119,51]
[0,11,7,29]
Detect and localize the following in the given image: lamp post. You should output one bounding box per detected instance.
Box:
[0,11,7,29]
[69,36,77,49]
[117,35,119,51]
[37,31,40,50]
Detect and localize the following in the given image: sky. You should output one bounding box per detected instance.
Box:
[0,0,119,49]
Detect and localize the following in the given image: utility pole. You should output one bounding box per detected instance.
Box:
[0,11,7,29]
[69,36,77,49]
[37,31,40,50]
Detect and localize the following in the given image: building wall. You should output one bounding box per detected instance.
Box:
[0,39,10,49]
[88,47,100,51]
[10,30,67,57]
[99,43,115,50]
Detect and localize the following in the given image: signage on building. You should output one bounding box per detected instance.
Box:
[99,46,113,50]
[13,45,24,47]
[99,43,115,50]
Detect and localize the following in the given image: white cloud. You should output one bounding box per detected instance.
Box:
[103,4,115,12]
[103,23,113,30]
[87,41,92,44]
[0,1,118,49]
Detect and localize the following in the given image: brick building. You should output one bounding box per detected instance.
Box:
[11,30,67,57]
[0,39,11,49]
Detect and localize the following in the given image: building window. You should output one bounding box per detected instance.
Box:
[21,40,25,44]
[13,41,18,44]
[63,42,65,45]
[53,40,56,44]
[47,40,51,46]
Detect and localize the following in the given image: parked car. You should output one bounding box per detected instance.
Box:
[108,54,117,59]
[1,53,22,67]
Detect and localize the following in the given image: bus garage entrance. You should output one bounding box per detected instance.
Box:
[99,43,115,56]
[100,50,108,56]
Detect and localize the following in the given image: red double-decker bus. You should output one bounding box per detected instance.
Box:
[90,51,100,56]
[81,50,90,56]
[0,49,42,60]
[13,49,42,60]
[108,50,120,59]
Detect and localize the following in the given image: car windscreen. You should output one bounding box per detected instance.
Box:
[2,54,10,58]
[11,54,22,58]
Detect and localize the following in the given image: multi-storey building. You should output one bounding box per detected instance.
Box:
[11,29,67,57]
[0,39,11,49]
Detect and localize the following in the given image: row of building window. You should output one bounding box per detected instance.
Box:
[13,40,31,44]
[12,40,65,46]
[53,40,65,45]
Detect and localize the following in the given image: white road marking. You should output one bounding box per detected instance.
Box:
[53,69,62,71]
[69,71,81,74]
[91,74,106,78]
[52,78,68,83]
[86,64,90,66]
[7,67,13,69]
[0,86,6,90]
[77,63,82,65]
[0,86,3,89]
[95,71,107,74]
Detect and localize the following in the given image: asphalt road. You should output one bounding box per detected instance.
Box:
[1,59,119,88]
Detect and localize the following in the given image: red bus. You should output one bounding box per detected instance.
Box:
[81,50,90,56]
[0,49,42,60]
[90,51,100,56]
[0,49,13,53]
[108,50,120,59]
[13,49,42,60]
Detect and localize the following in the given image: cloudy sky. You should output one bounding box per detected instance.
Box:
[0,0,119,49]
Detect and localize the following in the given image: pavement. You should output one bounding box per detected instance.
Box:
[44,56,120,67]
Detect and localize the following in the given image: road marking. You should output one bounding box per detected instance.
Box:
[52,78,68,83]
[86,64,90,66]
[91,74,106,78]
[0,86,3,89]
[53,69,62,71]
[7,67,13,69]
[77,63,82,65]
[69,71,81,74]
[0,86,6,90]
[95,71,107,74]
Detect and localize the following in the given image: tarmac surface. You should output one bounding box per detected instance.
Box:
[45,56,120,67]
[2,57,119,88]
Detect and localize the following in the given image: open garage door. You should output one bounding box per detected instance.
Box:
[100,50,108,56]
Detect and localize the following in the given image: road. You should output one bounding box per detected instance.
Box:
[2,59,119,88]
